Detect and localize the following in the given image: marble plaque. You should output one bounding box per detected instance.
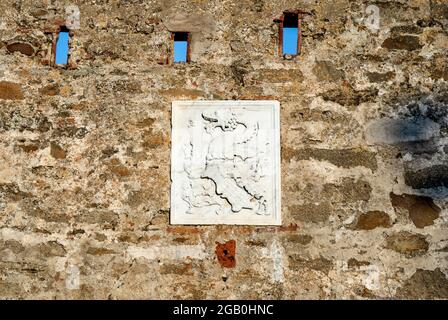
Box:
[171,100,281,225]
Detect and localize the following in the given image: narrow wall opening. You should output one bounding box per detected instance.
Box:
[282,13,299,56]
[173,32,190,63]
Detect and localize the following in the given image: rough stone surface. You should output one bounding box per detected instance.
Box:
[366,71,395,83]
[322,178,372,203]
[50,142,66,159]
[395,268,448,299]
[321,84,378,107]
[288,255,333,275]
[283,148,378,170]
[382,35,423,51]
[6,42,35,56]
[404,165,448,189]
[0,0,447,299]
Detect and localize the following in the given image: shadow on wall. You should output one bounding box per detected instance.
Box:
[366,93,448,197]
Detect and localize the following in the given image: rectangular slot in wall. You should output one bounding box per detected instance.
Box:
[173,32,189,63]
[55,27,70,65]
[282,13,299,56]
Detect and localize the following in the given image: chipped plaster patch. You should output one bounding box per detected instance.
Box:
[260,239,285,283]
[127,244,208,260]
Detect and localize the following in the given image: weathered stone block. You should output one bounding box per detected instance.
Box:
[385,231,429,257]
[283,148,378,170]
[289,203,331,223]
[313,61,344,81]
[395,268,448,299]
[390,192,440,228]
[6,42,35,56]
[288,255,333,275]
[0,0,446,300]
[0,81,24,100]
[404,165,448,189]
[366,71,395,83]
[321,84,378,107]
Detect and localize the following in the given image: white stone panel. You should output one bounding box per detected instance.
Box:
[171,100,281,225]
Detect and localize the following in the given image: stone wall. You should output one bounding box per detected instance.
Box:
[0,0,447,299]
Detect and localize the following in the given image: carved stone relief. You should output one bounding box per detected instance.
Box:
[171,101,281,225]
